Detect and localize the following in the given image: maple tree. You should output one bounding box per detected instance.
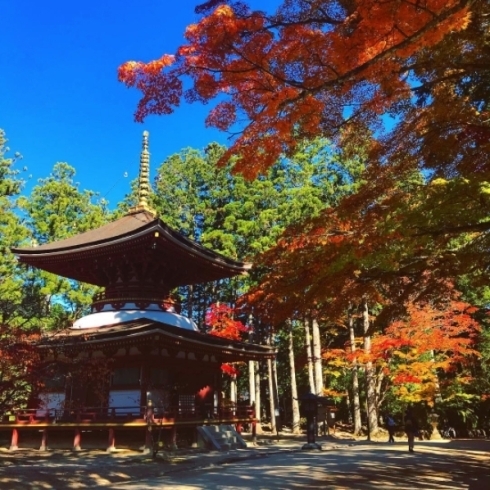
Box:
[206,302,248,340]
[206,303,247,377]
[0,324,44,415]
[118,0,489,299]
[118,0,483,178]
[321,298,481,419]
[374,301,480,404]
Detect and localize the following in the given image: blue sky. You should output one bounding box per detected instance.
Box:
[1,0,278,207]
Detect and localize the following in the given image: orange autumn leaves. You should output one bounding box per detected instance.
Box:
[119,0,473,177]
[205,303,248,377]
[323,301,481,404]
[205,303,248,341]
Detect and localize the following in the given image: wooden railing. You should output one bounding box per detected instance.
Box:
[2,403,255,426]
[1,403,257,451]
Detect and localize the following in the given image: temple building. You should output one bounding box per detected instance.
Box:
[3,132,275,452]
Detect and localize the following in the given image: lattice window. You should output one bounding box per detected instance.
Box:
[178,395,195,415]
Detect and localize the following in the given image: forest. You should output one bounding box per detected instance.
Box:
[2,0,490,437]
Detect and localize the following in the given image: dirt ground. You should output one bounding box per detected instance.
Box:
[0,425,461,490]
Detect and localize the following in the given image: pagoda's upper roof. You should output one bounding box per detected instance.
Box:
[12,210,250,289]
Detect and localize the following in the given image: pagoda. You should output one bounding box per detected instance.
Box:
[5,132,274,452]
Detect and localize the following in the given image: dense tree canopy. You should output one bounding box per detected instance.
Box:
[119,140,362,326]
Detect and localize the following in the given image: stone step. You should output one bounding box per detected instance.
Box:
[197,425,247,451]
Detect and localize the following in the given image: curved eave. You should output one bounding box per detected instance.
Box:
[12,211,251,286]
[39,320,276,362]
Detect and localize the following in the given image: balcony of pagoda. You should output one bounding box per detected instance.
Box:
[90,290,181,314]
[2,403,253,426]
[0,403,256,452]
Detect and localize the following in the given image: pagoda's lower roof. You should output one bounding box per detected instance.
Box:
[12,211,250,288]
[39,319,275,362]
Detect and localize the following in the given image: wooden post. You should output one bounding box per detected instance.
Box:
[144,425,152,454]
[143,402,154,454]
[40,411,50,451]
[73,428,82,451]
[107,428,116,452]
[40,429,48,451]
[252,403,257,445]
[10,428,19,450]
[171,425,178,450]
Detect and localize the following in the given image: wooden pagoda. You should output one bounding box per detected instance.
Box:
[3,132,274,452]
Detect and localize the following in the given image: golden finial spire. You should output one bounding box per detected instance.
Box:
[128,130,156,216]
[139,130,150,208]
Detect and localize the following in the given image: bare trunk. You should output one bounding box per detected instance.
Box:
[249,361,255,404]
[349,306,362,434]
[375,368,386,409]
[431,350,443,404]
[267,357,276,432]
[255,361,262,434]
[271,356,280,432]
[345,388,353,424]
[248,315,256,406]
[362,298,378,434]
[288,321,301,433]
[311,318,324,396]
[230,375,237,403]
[304,318,316,393]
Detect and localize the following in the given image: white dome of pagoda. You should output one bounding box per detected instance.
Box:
[73,302,198,331]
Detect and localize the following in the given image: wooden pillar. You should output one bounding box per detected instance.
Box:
[143,402,154,454]
[107,428,116,452]
[217,374,223,419]
[10,428,19,450]
[252,403,257,445]
[73,428,81,451]
[140,362,149,411]
[144,426,153,454]
[171,425,178,449]
[40,429,48,451]
[192,427,199,448]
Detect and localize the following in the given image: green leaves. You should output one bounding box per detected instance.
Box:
[20,162,111,330]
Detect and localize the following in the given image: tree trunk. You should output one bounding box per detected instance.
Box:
[271,355,280,433]
[311,318,324,396]
[255,361,262,434]
[375,368,386,411]
[304,318,316,393]
[248,315,256,406]
[349,306,362,435]
[249,361,255,404]
[288,320,301,434]
[431,350,443,404]
[362,298,378,434]
[345,388,353,424]
[267,357,276,433]
[229,375,237,405]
